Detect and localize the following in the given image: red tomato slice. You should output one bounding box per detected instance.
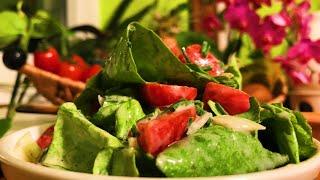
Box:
[137,105,196,156]
[58,61,84,81]
[162,37,182,58]
[142,83,197,107]
[37,125,54,150]
[81,64,102,82]
[34,47,60,74]
[184,44,223,76]
[203,82,250,115]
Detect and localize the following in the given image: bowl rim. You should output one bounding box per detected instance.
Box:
[1,123,320,180]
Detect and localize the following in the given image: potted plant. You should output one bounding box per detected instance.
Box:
[184,0,320,108]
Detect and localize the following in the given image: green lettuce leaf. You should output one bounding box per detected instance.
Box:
[156,125,288,177]
[127,22,213,88]
[237,97,261,123]
[224,55,242,89]
[115,99,145,139]
[260,108,299,163]
[75,22,243,115]
[208,100,228,116]
[75,72,108,116]
[260,104,316,163]
[136,150,165,177]
[294,111,317,160]
[41,103,122,173]
[91,95,145,140]
[92,148,113,175]
[91,95,131,132]
[110,147,139,176]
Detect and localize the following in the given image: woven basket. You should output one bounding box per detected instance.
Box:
[19,64,85,105]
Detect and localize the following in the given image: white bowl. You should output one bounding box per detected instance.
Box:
[1,123,320,180]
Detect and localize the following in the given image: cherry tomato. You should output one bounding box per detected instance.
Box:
[82,64,102,82]
[58,61,83,81]
[183,44,223,76]
[142,83,198,107]
[203,82,250,115]
[37,125,54,150]
[137,105,196,156]
[72,54,88,71]
[34,47,60,74]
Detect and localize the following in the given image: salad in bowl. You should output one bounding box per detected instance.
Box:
[4,22,318,178]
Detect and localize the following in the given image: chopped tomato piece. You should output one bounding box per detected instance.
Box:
[137,106,196,156]
[162,36,182,58]
[203,82,250,115]
[142,83,197,107]
[183,44,223,76]
[37,125,54,150]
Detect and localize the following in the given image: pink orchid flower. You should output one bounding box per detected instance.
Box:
[224,3,259,32]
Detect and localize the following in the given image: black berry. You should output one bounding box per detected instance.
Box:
[3,47,26,70]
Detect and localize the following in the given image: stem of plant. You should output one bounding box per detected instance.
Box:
[6,73,22,119]
[17,77,30,105]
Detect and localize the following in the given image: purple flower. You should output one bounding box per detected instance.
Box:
[286,39,315,64]
[276,57,312,84]
[224,3,259,32]
[270,11,291,27]
[202,14,222,32]
[287,70,312,84]
[217,0,248,6]
[250,13,289,52]
[284,39,320,64]
[292,1,313,39]
[250,0,271,7]
[275,39,320,84]
[218,0,270,6]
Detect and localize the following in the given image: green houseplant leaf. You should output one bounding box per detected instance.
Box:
[30,10,62,38]
[0,11,27,48]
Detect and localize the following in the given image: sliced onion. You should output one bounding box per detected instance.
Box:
[212,115,265,133]
[14,132,43,163]
[98,95,105,106]
[187,112,213,135]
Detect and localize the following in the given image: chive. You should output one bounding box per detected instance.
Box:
[201,66,212,71]
[181,47,191,63]
[201,41,211,57]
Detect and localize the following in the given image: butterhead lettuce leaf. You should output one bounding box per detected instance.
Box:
[156,125,288,177]
[260,104,316,163]
[41,103,123,173]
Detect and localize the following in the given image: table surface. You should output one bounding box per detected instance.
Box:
[0,108,56,135]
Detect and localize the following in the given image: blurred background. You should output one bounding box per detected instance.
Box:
[1,0,320,113]
[0,0,189,84]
